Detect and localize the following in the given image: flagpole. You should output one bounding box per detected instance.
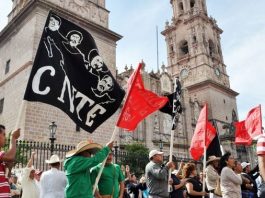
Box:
[167,77,178,193]
[92,126,119,194]
[202,104,208,198]
[15,100,26,129]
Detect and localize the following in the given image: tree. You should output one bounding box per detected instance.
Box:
[122,143,149,177]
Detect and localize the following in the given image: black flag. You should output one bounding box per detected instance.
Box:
[24,12,125,133]
[206,121,222,158]
[160,78,182,116]
[159,78,182,130]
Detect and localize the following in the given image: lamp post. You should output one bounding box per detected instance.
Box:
[114,141,119,164]
[49,121,57,155]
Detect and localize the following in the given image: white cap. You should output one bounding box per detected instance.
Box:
[149,150,164,159]
[241,162,250,169]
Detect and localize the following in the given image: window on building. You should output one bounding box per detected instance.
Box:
[208,40,215,56]
[179,40,189,55]
[5,59,10,74]
[232,109,238,122]
[179,2,184,11]
[192,35,197,43]
[190,0,195,8]
[170,45,174,53]
[0,98,4,114]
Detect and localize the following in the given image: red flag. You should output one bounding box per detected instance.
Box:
[245,105,262,139]
[234,120,252,145]
[116,63,168,131]
[189,104,217,160]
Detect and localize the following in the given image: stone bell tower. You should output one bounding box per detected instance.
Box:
[162,0,251,161]
[0,0,121,145]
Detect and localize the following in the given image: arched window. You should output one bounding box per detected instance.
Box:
[232,110,238,122]
[179,40,189,55]
[208,39,215,56]
[192,35,197,43]
[179,2,184,11]
[190,0,195,8]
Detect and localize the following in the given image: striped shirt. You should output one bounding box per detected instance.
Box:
[0,151,11,198]
[257,134,265,155]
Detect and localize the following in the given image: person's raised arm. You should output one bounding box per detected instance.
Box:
[2,129,20,162]
[27,152,35,168]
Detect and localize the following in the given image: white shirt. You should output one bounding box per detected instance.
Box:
[21,167,40,198]
[40,168,67,198]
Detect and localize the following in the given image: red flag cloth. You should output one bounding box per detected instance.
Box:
[116,63,168,131]
[189,105,217,160]
[245,105,262,139]
[235,120,252,145]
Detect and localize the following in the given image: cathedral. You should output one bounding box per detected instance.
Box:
[0,0,254,162]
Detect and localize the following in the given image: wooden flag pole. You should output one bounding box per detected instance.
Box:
[92,126,119,194]
[15,100,27,129]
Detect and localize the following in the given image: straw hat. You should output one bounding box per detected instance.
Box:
[206,155,220,165]
[45,154,63,164]
[66,141,102,158]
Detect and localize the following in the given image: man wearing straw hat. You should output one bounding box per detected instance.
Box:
[40,154,66,198]
[64,140,113,198]
[205,155,221,198]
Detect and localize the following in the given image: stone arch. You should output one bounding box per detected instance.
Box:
[179,1,184,12]
[179,40,189,55]
[190,0,195,9]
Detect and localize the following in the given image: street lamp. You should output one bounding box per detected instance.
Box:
[159,139,163,152]
[49,121,57,155]
[114,141,119,164]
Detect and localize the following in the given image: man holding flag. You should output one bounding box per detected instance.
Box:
[145,150,174,198]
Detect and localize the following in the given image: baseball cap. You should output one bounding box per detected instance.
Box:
[149,150,163,159]
[241,162,250,169]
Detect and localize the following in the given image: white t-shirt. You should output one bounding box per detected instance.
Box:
[21,167,40,198]
[39,168,67,198]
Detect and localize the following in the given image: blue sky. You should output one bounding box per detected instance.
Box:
[1,0,265,122]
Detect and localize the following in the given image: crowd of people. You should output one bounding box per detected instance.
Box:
[1,124,265,198]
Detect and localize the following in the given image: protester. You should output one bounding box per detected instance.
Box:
[183,162,207,198]
[145,149,174,198]
[40,154,66,198]
[0,125,20,198]
[9,175,21,198]
[64,140,113,198]
[233,160,254,198]
[34,169,43,190]
[257,133,265,197]
[241,161,259,198]
[219,152,242,198]
[126,173,147,198]
[21,152,40,198]
[205,155,221,198]
[170,161,187,198]
[92,150,125,198]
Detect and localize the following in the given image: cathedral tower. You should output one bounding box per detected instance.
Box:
[162,0,251,160]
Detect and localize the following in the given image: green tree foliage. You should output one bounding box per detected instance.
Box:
[121,143,149,177]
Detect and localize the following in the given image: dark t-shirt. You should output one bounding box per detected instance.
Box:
[186,177,203,198]
[170,174,184,198]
